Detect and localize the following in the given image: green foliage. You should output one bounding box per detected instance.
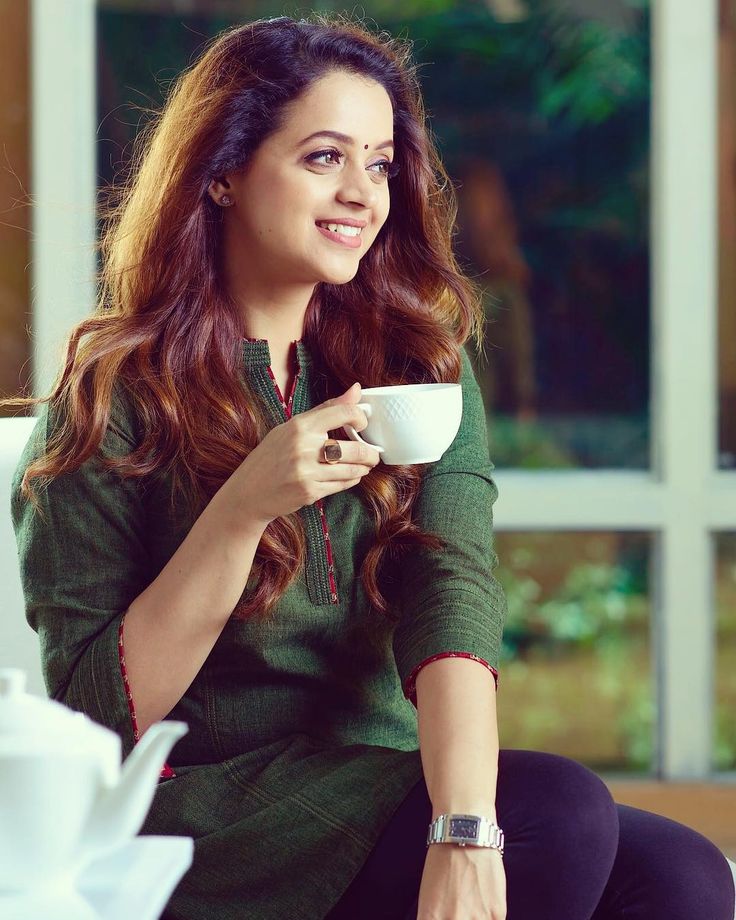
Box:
[537,17,649,124]
[488,416,578,469]
[496,540,654,770]
[499,551,648,656]
[370,0,650,131]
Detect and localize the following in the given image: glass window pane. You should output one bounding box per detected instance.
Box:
[443,8,651,471]
[494,532,654,774]
[714,533,736,771]
[97,0,652,469]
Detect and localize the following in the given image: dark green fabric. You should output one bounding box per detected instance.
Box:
[10,339,507,920]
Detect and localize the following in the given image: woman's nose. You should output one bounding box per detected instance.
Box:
[336,162,380,208]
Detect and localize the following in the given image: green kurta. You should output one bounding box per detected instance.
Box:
[10,337,508,920]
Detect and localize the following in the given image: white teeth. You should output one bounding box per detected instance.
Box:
[318,222,362,237]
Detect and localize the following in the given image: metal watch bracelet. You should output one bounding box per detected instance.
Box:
[426,813,504,856]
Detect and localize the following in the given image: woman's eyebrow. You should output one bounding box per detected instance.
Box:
[296,130,394,151]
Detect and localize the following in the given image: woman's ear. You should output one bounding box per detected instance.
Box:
[207,175,232,205]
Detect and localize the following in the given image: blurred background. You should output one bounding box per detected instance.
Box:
[1,0,734,854]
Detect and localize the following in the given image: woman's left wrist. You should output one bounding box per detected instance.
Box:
[427,812,505,854]
[431,804,497,822]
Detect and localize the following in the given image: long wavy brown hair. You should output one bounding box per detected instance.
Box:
[4,11,486,622]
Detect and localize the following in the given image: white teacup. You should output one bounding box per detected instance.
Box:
[344,383,462,465]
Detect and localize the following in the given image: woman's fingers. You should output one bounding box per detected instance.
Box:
[300,396,369,434]
[315,439,381,472]
[315,461,374,481]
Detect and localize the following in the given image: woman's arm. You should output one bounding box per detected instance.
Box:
[416,655,499,820]
[11,388,269,755]
[394,346,507,916]
[122,484,268,735]
[415,654,507,920]
[392,346,508,709]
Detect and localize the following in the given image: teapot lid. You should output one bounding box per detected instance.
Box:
[0,668,120,772]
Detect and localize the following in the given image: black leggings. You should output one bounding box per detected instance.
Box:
[325,749,735,920]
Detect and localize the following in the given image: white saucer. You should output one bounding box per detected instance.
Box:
[0,835,193,920]
[79,835,193,920]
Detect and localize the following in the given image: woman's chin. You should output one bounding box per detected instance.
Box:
[317,263,361,286]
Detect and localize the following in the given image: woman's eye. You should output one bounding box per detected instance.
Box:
[305,149,400,180]
[306,148,343,166]
[370,159,401,179]
[370,160,391,176]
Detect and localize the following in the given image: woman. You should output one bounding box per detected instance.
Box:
[7,13,735,920]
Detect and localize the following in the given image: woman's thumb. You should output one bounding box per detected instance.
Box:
[328,382,361,406]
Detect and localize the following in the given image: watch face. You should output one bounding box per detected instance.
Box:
[448,818,479,839]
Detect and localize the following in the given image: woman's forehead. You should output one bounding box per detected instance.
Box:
[276,71,394,144]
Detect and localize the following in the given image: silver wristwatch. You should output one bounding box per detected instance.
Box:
[426,813,504,855]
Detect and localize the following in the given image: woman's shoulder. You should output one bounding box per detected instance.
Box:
[456,342,483,395]
[106,378,144,449]
[21,377,143,467]
[10,378,146,521]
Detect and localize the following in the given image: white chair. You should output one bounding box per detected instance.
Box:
[1,416,735,913]
[1,416,46,697]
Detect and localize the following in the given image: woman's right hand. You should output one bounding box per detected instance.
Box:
[226,382,381,528]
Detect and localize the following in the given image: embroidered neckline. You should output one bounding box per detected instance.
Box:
[241,337,312,369]
[240,335,336,605]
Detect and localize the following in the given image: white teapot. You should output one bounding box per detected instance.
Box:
[0,667,188,894]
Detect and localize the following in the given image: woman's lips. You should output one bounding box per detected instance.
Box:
[315,223,363,249]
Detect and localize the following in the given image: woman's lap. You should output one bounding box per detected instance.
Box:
[325,748,735,920]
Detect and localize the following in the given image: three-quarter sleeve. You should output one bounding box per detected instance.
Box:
[392,345,508,708]
[10,390,150,759]
[403,652,499,709]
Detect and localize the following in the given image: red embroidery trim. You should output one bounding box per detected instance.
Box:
[265,362,301,420]
[315,499,339,603]
[118,616,176,780]
[404,651,500,709]
[263,344,339,605]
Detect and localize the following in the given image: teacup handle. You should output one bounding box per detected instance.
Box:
[344,402,385,453]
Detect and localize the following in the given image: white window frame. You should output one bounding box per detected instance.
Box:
[24,0,734,780]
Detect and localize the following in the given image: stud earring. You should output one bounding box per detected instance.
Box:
[219,195,233,207]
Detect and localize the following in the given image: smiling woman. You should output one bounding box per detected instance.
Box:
[6,12,503,919]
[6,10,736,920]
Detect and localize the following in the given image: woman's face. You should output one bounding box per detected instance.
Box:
[210,69,395,289]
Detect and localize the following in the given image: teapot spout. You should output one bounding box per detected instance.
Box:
[81,720,188,864]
